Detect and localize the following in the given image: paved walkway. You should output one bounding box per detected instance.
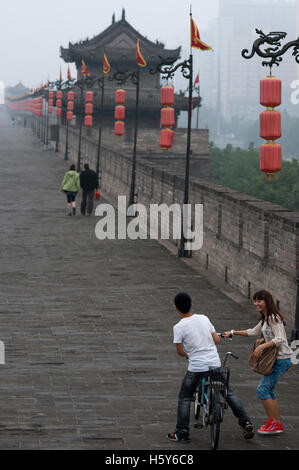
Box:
[0,112,298,450]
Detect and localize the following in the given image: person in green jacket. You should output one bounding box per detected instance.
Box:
[61,164,81,216]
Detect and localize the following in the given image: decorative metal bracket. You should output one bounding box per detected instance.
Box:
[150,56,192,80]
[108,70,139,87]
[242,29,299,70]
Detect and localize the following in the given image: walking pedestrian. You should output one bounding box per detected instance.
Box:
[223,289,292,435]
[60,164,81,216]
[168,293,254,443]
[80,163,99,216]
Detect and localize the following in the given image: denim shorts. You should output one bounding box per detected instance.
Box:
[257,358,291,400]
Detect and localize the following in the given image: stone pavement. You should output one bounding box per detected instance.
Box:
[0,112,298,450]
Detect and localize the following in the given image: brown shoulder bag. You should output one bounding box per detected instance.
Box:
[248,335,279,375]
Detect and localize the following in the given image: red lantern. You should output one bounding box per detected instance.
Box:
[161,86,174,106]
[260,143,282,179]
[260,76,281,108]
[67,101,74,111]
[56,91,62,99]
[56,108,62,117]
[260,110,281,141]
[85,91,94,103]
[48,106,53,114]
[56,99,62,108]
[159,128,174,150]
[85,103,93,115]
[67,111,73,121]
[115,89,126,105]
[68,91,75,101]
[161,107,175,128]
[49,99,54,107]
[115,105,126,121]
[49,91,54,99]
[115,121,125,136]
[84,115,93,127]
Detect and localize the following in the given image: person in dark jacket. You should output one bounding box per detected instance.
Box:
[80,163,99,216]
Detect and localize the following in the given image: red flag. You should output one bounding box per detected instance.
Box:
[103,53,111,75]
[191,18,213,51]
[81,60,90,76]
[136,39,147,67]
[194,73,199,86]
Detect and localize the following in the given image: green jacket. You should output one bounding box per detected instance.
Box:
[61,170,81,192]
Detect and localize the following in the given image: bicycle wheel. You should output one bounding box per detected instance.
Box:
[210,389,222,451]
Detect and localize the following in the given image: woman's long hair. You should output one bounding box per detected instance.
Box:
[253,290,285,326]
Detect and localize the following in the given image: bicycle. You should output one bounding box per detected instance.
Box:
[193,334,239,450]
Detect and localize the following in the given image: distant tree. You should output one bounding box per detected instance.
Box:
[210,143,299,211]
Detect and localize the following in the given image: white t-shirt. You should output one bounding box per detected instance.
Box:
[173,314,221,372]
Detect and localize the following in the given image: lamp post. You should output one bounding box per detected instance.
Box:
[109,69,140,206]
[242,29,299,340]
[95,75,105,187]
[150,54,194,258]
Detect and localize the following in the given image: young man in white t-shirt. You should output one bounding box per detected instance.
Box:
[168,293,254,442]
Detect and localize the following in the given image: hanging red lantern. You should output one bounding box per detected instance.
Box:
[260,76,282,108]
[68,91,75,101]
[48,106,53,114]
[49,98,54,107]
[260,143,282,179]
[56,108,62,117]
[161,107,175,128]
[161,86,174,106]
[115,121,125,136]
[115,105,126,121]
[56,91,63,99]
[67,101,74,111]
[115,89,126,105]
[84,115,93,127]
[67,111,73,122]
[159,128,174,151]
[260,110,281,141]
[85,103,93,115]
[49,91,54,99]
[56,99,62,108]
[85,91,94,103]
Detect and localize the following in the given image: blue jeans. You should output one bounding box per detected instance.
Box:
[176,370,251,435]
[257,358,291,400]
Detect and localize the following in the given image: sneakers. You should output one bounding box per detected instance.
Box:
[241,421,254,440]
[258,419,283,435]
[167,431,190,442]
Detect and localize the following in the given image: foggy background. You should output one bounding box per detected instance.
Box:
[1,0,299,153]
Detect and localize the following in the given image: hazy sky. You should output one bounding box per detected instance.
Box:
[0,0,219,88]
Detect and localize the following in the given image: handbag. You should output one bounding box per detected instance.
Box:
[94,190,100,201]
[248,335,279,375]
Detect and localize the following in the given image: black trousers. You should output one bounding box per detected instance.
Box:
[81,189,94,215]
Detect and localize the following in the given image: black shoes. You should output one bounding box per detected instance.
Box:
[241,421,254,439]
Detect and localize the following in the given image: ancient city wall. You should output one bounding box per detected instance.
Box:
[58,125,299,322]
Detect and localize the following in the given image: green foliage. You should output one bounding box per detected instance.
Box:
[210,143,299,212]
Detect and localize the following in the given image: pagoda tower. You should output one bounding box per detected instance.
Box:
[60,9,201,135]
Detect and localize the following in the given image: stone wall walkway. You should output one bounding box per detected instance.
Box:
[0,112,298,450]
